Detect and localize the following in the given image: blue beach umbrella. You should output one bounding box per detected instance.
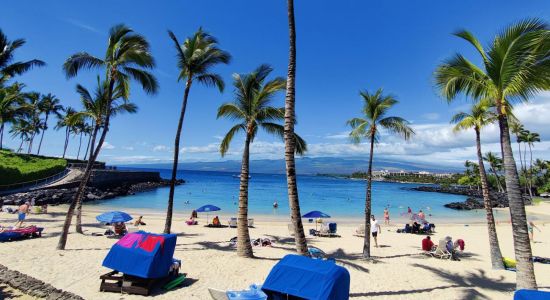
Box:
[96,211,133,224]
[302,211,331,231]
[196,205,221,224]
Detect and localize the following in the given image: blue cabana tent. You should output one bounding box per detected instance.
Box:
[514,289,550,300]
[262,254,350,300]
[102,231,177,279]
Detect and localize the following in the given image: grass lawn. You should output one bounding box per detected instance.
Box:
[0,149,67,186]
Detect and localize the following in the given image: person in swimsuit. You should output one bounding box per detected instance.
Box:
[383,208,390,225]
[15,202,30,228]
[528,221,541,242]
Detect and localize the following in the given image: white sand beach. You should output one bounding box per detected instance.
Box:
[1,203,550,299]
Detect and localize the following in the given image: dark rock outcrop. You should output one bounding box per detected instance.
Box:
[0,179,183,206]
[406,185,531,210]
[0,264,83,299]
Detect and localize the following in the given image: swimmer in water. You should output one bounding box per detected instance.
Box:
[273,201,278,208]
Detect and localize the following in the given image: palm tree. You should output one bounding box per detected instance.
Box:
[347,88,414,259]
[283,0,308,255]
[509,122,525,174]
[217,64,306,258]
[0,29,45,84]
[0,83,25,149]
[483,152,504,193]
[57,24,157,249]
[36,93,63,155]
[164,29,230,234]
[521,130,540,198]
[55,107,77,158]
[21,92,42,154]
[70,79,138,232]
[434,19,550,289]
[9,118,32,152]
[451,100,504,269]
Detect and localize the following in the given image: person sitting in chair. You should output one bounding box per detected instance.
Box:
[212,216,221,227]
[422,236,435,252]
[114,222,127,236]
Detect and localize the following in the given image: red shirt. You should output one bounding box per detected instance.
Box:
[422,238,434,251]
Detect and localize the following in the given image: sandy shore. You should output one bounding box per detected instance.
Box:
[1,202,550,299]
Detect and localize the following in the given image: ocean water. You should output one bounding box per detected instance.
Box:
[88,168,507,223]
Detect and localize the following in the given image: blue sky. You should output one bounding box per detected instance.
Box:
[2,0,550,167]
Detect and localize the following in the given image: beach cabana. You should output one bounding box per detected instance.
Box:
[100,231,181,295]
[196,204,221,225]
[262,254,350,300]
[514,289,550,300]
[302,210,331,231]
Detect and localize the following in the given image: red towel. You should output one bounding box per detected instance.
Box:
[138,235,165,252]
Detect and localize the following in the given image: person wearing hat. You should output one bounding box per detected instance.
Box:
[15,201,30,228]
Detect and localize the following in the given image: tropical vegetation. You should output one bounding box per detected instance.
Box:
[0,149,67,186]
[347,88,414,258]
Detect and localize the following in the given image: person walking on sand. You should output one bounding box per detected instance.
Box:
[407,206,412,219]
[15,202,30,228]
[528,221,541,242]
[383,208,390,225]
[371,215,381,248]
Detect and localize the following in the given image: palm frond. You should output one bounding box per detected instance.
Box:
[219,124,245,157]
[63,53,104,78]
[196,73,224,92]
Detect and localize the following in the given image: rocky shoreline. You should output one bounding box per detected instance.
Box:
[0,179,183,206]
[406,185,531,210]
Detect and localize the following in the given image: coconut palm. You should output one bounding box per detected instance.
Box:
[283,0,308,255]
[217,64,306,257]
[9,118,33,152]
[451,100,504,269]
[57,24,158,249]
[347,88,414,259]
[0,29,45,84]
[509,122,526,173]
[164,28,230,234]
[70,79,138,232]
[483,152,504,192]
[19,92,43,154]
[36,93,63,155]
[434,19,550,289]
[0,83,25,149]
[521,130,540,198]
[55,107,77,158]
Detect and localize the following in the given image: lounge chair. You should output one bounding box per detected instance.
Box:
[228,218,237,228]
[429,239,452,260]
[0,226,43,242]
[248,218,254,227]
[318,223,339,237]
[208,288,229,300]
[355,224,365,237]
[208,285,266,300]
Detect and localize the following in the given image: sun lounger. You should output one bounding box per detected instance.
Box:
[228,218,237,228]
[287,223,295,236]
[248,218,254,227]
[355,224,365,236]
[429,239,452,260]
[0,226,43,242]
[318,223,339,237]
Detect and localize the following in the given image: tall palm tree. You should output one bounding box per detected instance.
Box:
[509,122,525,174]
[0,83,25,149]
[217,64,306,258]
[283,0,308,255]
[164,29,230,234]
[36,93,63,155]
[483,152,504,193]
[0,29,45,84]
[522,130,540,198]
[21,92,42,154]
[57,24,158,249]
[55,107,76,158]
[451,100,504,269]
[434,19,550,289]
[9,118,32,152]
[347,88,414,259]
[70,79,138,232]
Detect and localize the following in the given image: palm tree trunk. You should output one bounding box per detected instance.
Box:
[84,129,92,160]
[497,107,537,289]
[37,113,48,155]
[237,132,253,257]
[62,127,69,158]
[475,128,504,269]
[528,144,534,198]
[284,0,307,255]
[491,167,504,193]
[164,77,192,234]
[58,78,115,248]
[76,132,83,160]
[18,138,24,153]
[0,123,4,150]
[363,132,375,258]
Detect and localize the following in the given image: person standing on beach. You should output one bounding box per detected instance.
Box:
[371,215,381,247]
[528,221,541,242]
[15,202,30,228]
[407,206,412,218]
[383,208,390,225]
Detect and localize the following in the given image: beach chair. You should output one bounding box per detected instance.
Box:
[355,224,365,237]
[248,218,254,227]
[429,239,452,260]
[208,288,229,300]
[228,218,237,228]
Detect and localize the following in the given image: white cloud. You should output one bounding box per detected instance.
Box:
[421,112,440,121]
[122,146,134,151]
[324,132,349,140]
[102,142,115,150]
[153,145,171,152]
[180,143,220,154]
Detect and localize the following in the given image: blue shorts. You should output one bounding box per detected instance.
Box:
[18,213,26,221]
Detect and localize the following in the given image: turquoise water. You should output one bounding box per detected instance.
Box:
[88,168,504,222]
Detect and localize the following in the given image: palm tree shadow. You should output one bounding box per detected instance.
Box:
[327,248,370,273]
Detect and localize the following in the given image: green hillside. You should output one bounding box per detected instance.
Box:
[0,150,67,186]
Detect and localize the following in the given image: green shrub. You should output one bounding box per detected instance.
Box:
[0,150,67,186]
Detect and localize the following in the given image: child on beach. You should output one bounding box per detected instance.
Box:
[528,221,541,242]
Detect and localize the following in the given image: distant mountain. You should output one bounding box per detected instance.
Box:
[120,156,461,174]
